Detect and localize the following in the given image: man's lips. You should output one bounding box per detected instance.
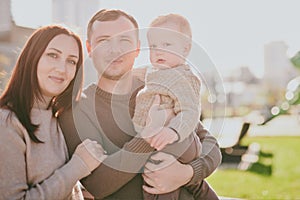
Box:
[108,58,123,65]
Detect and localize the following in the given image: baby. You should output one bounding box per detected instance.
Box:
[132,14,203,200]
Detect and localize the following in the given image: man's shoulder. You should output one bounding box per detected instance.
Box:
[82,84,98,98]
[132,66,149,82]
[73,84,98,113]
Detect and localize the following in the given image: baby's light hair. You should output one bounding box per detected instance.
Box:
[149,13,192,39]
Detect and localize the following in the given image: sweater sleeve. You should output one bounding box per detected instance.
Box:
[0,122,90,200]
[167,73,201,142]
[185,121,222,186]
[59,106,155,199]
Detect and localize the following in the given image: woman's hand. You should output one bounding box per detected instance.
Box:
[142,152,194,194]
[74,139,107,172]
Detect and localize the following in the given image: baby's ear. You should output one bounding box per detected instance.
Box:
[183,41,191,57]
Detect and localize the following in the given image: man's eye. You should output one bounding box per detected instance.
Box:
[150,45,157,49]
[97,39,108,44]
[121,38,131,43]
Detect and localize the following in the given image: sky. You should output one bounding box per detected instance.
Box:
[11,0,300,78]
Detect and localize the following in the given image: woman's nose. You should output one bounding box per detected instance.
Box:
[55,60,67,72]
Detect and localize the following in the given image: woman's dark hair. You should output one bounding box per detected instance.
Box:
[0,25,83,143]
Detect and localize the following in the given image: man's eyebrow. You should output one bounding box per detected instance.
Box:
[120,35,132,39]
[95,35,110,40]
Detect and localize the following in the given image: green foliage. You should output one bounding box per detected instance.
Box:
[291,51,300,70]
[208,137,300,199]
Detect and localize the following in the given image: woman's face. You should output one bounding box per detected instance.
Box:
[37,34,79,97]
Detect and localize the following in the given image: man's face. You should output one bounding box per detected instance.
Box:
[87,16,140,80]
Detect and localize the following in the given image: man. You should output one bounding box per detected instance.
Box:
[59,9,221,199]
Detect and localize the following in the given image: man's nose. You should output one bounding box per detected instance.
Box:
[109,39,122,54]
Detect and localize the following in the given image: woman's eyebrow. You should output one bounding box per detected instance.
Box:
[49,48,62,53]
[49,48,78,58]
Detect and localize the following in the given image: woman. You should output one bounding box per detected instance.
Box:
[0,25,106,199]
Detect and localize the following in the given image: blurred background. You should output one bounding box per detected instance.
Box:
[1,0,299,199]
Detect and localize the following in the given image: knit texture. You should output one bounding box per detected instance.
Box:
[58,74,221,199]
[133,64,201,142]
[0,105,90,200]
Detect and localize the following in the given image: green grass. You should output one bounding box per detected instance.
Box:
[207,137,300,200]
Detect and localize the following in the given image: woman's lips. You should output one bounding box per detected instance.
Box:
[49,75,64,83]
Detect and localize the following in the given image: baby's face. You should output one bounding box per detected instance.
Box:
[147,22,190,69]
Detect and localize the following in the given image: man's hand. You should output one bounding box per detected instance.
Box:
[142,152,193,194]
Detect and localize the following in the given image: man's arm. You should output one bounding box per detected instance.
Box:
[142,120,221,194]
[186,121,222,186]
[59,106,155,199]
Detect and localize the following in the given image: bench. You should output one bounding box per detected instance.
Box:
[203,118,260,170]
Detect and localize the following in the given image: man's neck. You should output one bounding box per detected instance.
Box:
[97,73,133,95]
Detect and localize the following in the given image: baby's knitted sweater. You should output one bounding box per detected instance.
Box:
[133,64,201,142]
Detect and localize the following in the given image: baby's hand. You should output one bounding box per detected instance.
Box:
[148,127,178,151]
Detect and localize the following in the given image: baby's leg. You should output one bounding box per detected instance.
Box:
[143,189,180,200]
[163,132,201,163]
[186,180,219,200]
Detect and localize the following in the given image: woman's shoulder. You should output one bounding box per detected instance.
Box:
[0,108,26,134]
[0,108,14,123]
[0,108,25,130]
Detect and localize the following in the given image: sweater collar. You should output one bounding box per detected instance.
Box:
[85,77,144,102]
[32,96,53,110]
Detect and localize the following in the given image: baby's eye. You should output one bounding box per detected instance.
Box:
[163,43,171,47]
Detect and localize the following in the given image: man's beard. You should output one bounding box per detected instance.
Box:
[101,72,124,80]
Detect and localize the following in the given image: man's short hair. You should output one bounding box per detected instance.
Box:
[87,9,139,42]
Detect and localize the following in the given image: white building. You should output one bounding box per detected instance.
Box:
[0,0,11,38]
[264,41,298,90]
[52,0,99,40]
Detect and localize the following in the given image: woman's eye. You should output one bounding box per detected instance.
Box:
[68,59,77,65]
[47,53,58,58]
